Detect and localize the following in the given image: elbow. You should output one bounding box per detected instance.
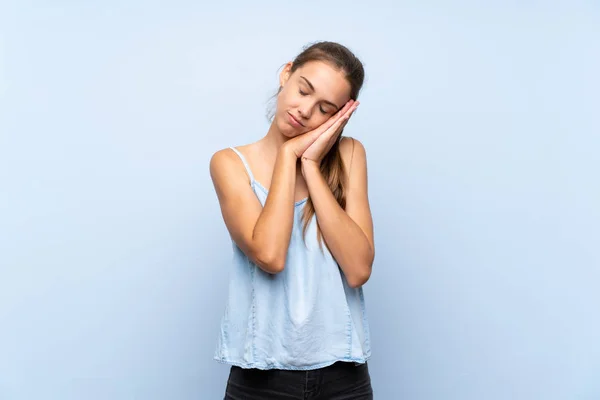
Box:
[345,249,374,288]
[252,249,286,274]
[347,266,372,289]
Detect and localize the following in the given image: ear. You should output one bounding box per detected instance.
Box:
[279,62,294,88]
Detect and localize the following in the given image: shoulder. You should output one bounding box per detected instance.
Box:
[339,136,367,171]
[209,146,249,187]
[209,148,237,177]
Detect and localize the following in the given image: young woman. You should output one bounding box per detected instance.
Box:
[210,41,374,399]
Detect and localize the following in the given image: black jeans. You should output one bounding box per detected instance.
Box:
[224,361,373,399]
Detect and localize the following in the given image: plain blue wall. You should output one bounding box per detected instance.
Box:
[1,1,599,399]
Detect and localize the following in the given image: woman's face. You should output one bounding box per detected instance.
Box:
[275,60,352,137]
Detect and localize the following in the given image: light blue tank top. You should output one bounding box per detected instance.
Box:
[213,147,371,370]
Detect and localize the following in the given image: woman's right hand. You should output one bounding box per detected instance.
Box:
[282,101,354,158]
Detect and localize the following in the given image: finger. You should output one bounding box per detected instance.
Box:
[323,115,349,138]
[334,121,349,142]
[328,105,355,133]
[304,100,357,148]
[342,101,359,119]
[341,102,359,123]
[328,103,357,133]
[325,121,348,151]
[324,104,356,141]
[338,101,356,120]
[339,118,350,131]
[318,102,353,133]
[330,100,354,123]
[311,100,355,138]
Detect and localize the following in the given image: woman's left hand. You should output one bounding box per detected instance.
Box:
[300,100,359,164]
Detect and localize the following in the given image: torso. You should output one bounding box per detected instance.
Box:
[214,138,372,369]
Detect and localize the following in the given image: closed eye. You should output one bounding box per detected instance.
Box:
[298,89,329,114]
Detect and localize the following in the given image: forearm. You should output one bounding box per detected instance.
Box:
[251,148,297,272]
[302,160,374,287]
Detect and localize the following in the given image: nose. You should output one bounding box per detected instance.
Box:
[297,101,312,121]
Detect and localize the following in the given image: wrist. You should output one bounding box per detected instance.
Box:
[301,157,320,168]
[279,143,300,162]
[301,158,321,178]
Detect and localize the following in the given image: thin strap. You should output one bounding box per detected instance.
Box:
[229,147,255,183]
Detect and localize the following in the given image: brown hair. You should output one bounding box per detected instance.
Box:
[269,41,365,247]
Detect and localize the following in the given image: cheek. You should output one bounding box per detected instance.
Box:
[275,88,292,110]
[309,113,330,128]
[278,83,295,99]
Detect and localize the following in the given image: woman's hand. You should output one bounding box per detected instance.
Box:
[300,100,359,163]
[281,100,359,159]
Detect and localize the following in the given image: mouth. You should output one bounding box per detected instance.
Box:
[287,112,304,128]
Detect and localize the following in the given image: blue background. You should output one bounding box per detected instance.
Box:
[1,1,599,399]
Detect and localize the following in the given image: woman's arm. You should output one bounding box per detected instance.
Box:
[210,146,298,274]
[210,104,355,274]
[301,137,375,287]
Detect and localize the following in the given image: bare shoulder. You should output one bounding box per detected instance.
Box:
[209,146,254,189]
[209,148,238,181]
[339,136,367,173]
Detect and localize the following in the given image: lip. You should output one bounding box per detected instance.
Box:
[287,112,304,128]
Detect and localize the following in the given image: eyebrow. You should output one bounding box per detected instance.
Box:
[300,76,340,110]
